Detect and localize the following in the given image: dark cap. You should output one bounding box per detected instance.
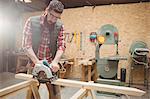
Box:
[47,0,64,13]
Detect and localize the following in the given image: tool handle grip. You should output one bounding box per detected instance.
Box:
[43,60,51,68]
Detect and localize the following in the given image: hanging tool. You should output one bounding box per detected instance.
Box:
[114,32,119,55]
[74,31,77,43]
[80,32,83,51]
[64,33,70,43]
[64,33,67,42]
[77,32,80,50]
[89,32,97,43]
[69,33,74,43]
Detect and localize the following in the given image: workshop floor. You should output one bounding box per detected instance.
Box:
[60,85,150,99]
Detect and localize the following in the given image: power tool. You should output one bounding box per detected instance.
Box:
[32,60,57,83]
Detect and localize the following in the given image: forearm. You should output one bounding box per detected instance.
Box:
[25,47,39,64]
[53,25,65,63]
[53,50,64,63]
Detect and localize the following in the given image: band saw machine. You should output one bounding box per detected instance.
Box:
[95,24,127,83]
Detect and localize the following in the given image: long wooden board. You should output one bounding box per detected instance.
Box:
[15,73,145,97]
[0,80,31,96]
[52,79,145,96]
[0,72,40,99]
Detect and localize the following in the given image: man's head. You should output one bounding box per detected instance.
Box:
[46,0,64,24]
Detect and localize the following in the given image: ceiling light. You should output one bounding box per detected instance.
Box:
[15,0,32,3]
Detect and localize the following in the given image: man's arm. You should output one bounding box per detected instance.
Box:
[25,47,39,64]
[53,50,64,63]
[51,25,66,72]
[22,18,40,65]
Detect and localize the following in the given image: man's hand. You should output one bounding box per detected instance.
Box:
[51,61,60,72]
[36,60,59,72]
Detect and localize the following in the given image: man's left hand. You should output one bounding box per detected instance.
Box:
[51,61,60,72]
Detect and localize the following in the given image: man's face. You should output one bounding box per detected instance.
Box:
[47,10,61,24]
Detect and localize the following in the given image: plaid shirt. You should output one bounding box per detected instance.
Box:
[22,14,66,63]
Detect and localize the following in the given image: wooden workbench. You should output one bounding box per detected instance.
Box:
[78,58,97,81]
[59,58,74,78]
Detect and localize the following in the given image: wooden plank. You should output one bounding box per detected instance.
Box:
[15,73,146,97]
[70,88,87,99]
[15,73,34,80]
[1,73,39,98]
[30,81,40,99]
[52,79,145,97]
[26,87,32,99]
[89,90,96,99]
[1,86,29,99]
[93,62,98,81]
[81,64,85,81]
[0,80,32,96]
[88,81,96,99]
[0,72,31,98]
[0,72,26,89]
[88,65,91,81]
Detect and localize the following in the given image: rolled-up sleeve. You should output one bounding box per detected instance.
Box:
[57,25,66,51]
[22,18,32,49]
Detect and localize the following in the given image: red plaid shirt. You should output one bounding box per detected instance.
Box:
[22,15,66,63]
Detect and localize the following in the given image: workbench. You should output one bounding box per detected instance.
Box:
[59,58,74,79]
[78,58,97,82]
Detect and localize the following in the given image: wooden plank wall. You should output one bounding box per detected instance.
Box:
[16,2,150,83]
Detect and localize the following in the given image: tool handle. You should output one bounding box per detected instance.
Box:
[43,60,51,68]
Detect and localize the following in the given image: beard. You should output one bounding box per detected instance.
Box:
[47,20,53,24]
[47,18,57,25]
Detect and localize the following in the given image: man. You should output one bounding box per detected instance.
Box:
[22,0,65,98]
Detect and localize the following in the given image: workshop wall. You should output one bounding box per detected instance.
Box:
[16,2,150,83]
[145,4,150,48]
[61,2,149,83]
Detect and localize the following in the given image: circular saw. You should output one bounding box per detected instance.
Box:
[32,60,57,83]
